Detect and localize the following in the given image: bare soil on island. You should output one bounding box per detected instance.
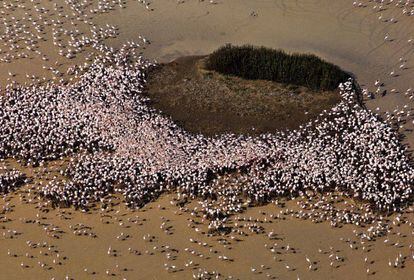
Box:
[145,56,340,136]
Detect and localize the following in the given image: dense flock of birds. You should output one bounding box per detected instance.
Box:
[0,0,412,230]
[0,168,26,193]
[0,42,412,229]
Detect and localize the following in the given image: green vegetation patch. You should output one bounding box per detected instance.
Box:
[205,44,351,91]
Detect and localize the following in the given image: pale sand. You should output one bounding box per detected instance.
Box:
[1,1,414,279]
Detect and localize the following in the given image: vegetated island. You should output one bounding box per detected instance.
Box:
[145,45,352,136]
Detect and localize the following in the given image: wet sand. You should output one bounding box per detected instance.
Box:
[1,1,414,279]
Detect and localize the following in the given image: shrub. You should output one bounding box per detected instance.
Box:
[205,44,350,91]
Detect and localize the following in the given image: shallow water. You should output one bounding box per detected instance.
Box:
[1,185,413,280]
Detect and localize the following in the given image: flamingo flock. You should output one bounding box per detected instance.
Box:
[0,42,412,231]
